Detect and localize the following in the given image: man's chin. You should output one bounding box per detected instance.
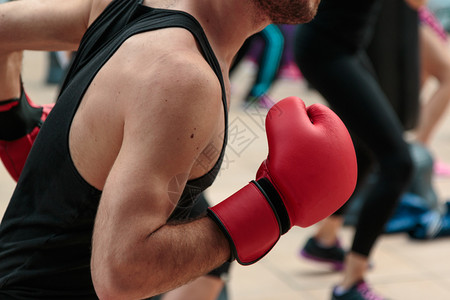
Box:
[265,0,320,25]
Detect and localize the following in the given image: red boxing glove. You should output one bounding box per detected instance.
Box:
[0,87,54,181]
[208,97,357,265]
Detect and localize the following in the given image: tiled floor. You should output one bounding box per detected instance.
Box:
[1,52,450,299]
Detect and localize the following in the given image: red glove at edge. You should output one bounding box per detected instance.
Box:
[0,86,53,181]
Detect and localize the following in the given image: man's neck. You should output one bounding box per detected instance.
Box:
[143,0,270,69]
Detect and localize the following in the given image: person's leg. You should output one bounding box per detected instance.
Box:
[415,24,450,145]
[337,60,413,289]
[314,215,344,246]
[278,24,302,80]
[246,24,284,103]
[336,58,413,288]
[300,136,376,270]
[295,25,413,292]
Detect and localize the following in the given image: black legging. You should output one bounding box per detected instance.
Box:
[294,0,413,257]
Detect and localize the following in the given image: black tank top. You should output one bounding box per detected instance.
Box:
[0,0,228,298]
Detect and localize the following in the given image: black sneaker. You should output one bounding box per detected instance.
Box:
[300,237,345,270]
[331,281,386,300]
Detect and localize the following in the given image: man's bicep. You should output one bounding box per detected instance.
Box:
[92,53,223,243]
[0,0,94,52]
[95,97,212,233]
[90,139,183,298]
[98,143,180,231]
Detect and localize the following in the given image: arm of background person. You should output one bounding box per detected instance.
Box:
[90,47,231,300]
[0,0,99,98]
[0,51,22,100]
[0,0,96,52]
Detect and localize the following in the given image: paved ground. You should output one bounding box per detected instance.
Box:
[1,51,450,299]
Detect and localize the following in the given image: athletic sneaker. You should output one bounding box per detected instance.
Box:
[300,237,345,270]
[257,94,276,109]
[434,160,450,177]
[331,281,386,300]
[243,94,275,110]
[278,62,303,80]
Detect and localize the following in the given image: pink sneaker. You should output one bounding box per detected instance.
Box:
[434,160,450,177]
[279,63,302,80]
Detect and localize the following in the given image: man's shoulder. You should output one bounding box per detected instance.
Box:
[108,45,221,110]
[136,48,221,103]
[158,51,219,88]
[122,30,219,88]
[152,52,222,113]
[101,29,223,112]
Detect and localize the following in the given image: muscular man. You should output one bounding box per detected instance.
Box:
[0,0,357,299]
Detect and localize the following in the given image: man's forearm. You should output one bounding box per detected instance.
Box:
[145,217,230,296]
[91,216,230,300]
[0,51,22,101]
